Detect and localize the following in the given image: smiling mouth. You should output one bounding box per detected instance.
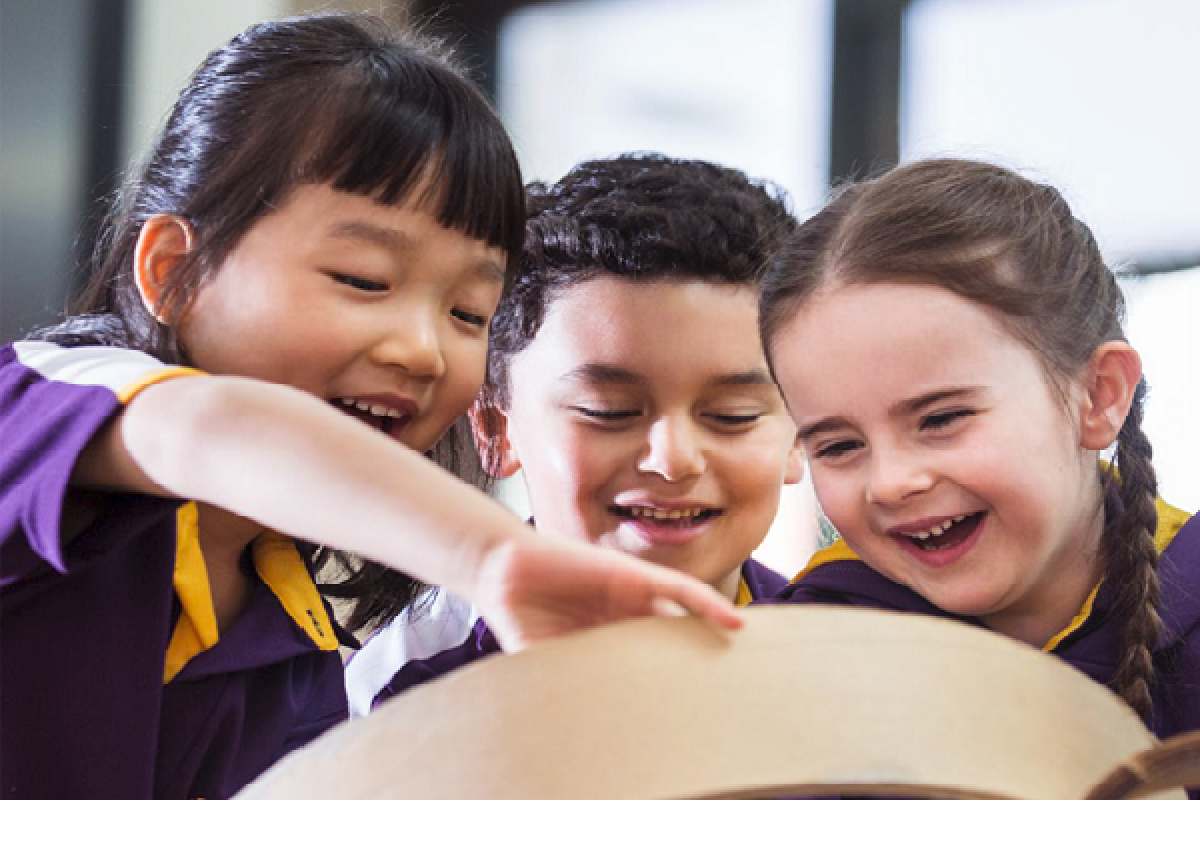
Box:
[332,397,414,437]
[610,505,722,528]
[897,511,985,552]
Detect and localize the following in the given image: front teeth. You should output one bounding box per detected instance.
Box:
[338,398,405,418]
[627,506,707,521]
[907,514,968,540]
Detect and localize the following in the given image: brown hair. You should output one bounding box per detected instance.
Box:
[759,158,1160,718]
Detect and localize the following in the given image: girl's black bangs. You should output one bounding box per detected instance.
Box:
[303,71,525,267]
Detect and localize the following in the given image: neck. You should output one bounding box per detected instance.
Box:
[196,503,263,632]
[197,502,262,556]
[715,565,743,603]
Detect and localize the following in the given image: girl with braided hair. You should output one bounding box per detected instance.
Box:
[761,158,1199,741]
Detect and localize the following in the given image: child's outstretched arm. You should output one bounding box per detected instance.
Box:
[74,375,742,647]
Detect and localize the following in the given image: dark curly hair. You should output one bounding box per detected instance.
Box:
[760,158,1161,719]
[484,153,796,411]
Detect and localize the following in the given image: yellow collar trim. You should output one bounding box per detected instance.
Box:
[1154,496,1191,554]
[1041,492,1192,652]
[252,531,339,651]
[1042,580,1104,652]
[163,505,338,684]
[735,577,753,608]
[164,503,217,683]
[790,537,857,584]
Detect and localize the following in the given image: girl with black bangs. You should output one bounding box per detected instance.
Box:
[0,11,738,799]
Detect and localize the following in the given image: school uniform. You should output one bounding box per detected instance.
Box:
[773,496,1200,743]
[0,342,351,799]
[348,558,787,713]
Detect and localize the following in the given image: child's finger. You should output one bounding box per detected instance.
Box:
[649,576,743,630]
[650,598,688,618]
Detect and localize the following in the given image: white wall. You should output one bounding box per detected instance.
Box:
[1124,267,1200,512]
[904,0,1200,269]
[123,0,289,169]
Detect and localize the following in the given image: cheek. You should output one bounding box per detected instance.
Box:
[724,450,787,504]
[519,434,613,538]
[508,416,598,492]
[810,471,858,529]
[554,431,621,494]
[439,338,489,408]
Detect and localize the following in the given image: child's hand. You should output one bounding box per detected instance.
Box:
[471,536,744,651]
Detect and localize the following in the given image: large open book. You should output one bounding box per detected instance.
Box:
[239,606,1200,799]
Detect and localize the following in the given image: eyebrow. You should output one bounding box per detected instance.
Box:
[796,386,981,441]
[327,219,410,250]
[709,370,777,389]
[561,364,776,389]
[326,219,505,285]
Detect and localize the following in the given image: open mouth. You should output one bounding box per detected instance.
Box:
[332,397,414,438]
[610,505,722,528]
[898,511,985,552]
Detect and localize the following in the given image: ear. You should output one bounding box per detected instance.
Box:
[133,215,193,323]
[783,433,806,485]
[468,400,523,479]
[1078,341,1142,450]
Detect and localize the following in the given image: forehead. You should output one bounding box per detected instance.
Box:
[522,275,768,380]
[773,281,1040,411]
[242,182,506,271]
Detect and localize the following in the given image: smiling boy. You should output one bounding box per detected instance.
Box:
[346,154,802,711]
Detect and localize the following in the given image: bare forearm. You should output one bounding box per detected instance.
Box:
[73,375,743,644]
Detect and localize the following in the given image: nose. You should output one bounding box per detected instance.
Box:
[638,415,706,482]
[371,307,445,380]
[865,444,933,506]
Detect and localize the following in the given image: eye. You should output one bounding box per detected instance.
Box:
[332,273,387,293]
[708,412,762,430]
[451,307,489,329]
[811,438,863,461]
[922,409,975,431]
[572,406,640,424]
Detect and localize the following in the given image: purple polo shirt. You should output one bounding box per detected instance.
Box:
[773,503,1200,743]
[366,557,786,708]
[0,342,350,798]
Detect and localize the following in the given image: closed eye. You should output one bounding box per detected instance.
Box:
[573,406,639,422]
[811,438,863,461]
[332,273,387,293]
[451,307,488,328]
[922,409,975,431]
[709,412,762,429]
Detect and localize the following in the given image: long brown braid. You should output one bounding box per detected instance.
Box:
[759,158,1163,718]
[1104,378,1161,718]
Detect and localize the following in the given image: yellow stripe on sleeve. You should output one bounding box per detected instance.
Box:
[116,366,206,404]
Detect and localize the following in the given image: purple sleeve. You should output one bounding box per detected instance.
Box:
[0,346,125,578]
[373,618,501,706]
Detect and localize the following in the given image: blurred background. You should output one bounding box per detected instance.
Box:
[2,0,1197,572]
